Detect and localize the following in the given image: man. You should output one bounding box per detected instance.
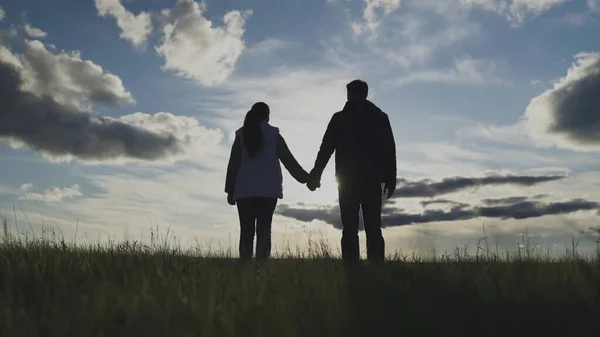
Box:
[308,80,397,262]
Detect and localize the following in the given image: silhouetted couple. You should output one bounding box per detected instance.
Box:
[225,80,397,262]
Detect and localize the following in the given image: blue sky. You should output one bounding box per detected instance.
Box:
[1,0,600,257]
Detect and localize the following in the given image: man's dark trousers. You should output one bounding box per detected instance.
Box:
[338,182,385,262]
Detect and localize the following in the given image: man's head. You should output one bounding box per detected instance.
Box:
[346,79,368,101]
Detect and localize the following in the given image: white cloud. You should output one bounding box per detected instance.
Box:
[246,38,290,56]
[457,122,532,146]
[459,0,508,12]
[0,45,21,69]
[352,0,402,36]
[9,39,135,109]
[390,57,505,86]
[95,0,153,47]
[328,0,482,72]
[20,184,83,202]
[524,52,600,151]
[460,0,571,25]
[23,23,47,39]
[20,183,33,192]
[558,0,600,27]
[155,0,252,86]
[509,0,570,24]
[561,12,590,27]
[0,7,5,22]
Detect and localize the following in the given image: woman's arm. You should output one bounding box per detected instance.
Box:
[225,134,242,196]
[277,134,309,184]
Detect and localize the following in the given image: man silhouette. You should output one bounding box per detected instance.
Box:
[308,80,397,262]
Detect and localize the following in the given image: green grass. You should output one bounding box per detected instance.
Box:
[1,223,600,336]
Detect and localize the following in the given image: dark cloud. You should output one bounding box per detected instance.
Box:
[481,194,548,206]
[277,199,599,230]
[394,175,564,199]
[0,61,186,162]
[420,199,469,208]
[277,204,341,226]
[472,199,598,221]
[525,53,600,150]
[547,54,600,144]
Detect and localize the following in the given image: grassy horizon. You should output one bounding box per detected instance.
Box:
[2,220,600,336]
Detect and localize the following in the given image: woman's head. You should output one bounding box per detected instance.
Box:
[251,102,270,122]
[243,102,270,158]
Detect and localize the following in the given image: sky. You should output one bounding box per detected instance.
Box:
[1,0,600,257]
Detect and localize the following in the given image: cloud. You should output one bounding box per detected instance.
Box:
[420,199,470,208]
[5,39,134,109]
[0,58,216,163]
[394,174,565,199]
[524,52,600,151]
[276,204,343,227]
[481,194,548,205]
[328,0,482,72]
[390,56,505,86]
[23,24,47,39]
[155,0,252,86]
[19,184,83,202]
[456,122,531,146]
[460,0,570,25]
[0,7,5,22]
[560,0,600,26]
[245,38,290,56]
[118,112,223,155]
[352,0,402,36]
[277,198,599,229]
[94,0,153,47]
[20,183,33,192]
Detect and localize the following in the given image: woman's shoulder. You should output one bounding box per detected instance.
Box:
[261,122,280,135]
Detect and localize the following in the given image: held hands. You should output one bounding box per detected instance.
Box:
[306,170,321,191]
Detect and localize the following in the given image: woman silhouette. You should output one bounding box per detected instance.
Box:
[225,102,309,261]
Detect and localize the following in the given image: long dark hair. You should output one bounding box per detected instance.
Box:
[243,102,270,157]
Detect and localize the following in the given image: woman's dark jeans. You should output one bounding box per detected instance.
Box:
[236,197,278,261]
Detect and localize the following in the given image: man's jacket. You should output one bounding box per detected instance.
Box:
[311,99,396,193]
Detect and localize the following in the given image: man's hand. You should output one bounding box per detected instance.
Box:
[383,180,396,199]
[227,193,236,206]
[307,177,321,191]
[307,171,321,191]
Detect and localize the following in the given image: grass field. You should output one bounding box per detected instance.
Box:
[1,222,600,337]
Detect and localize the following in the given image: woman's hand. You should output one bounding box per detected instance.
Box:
[227,193,236,206]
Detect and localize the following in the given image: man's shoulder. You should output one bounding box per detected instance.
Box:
[365,100,387,115]
[328,111,344,123]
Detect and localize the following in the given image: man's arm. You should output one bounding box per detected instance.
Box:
[311,114,339,180]
[277,135,309,183]
[224,134,242,195]
[382,114,397,197]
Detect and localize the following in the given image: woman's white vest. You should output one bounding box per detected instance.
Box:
[233,122,284,200]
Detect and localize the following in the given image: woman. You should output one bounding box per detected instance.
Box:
[225,102,309,261]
